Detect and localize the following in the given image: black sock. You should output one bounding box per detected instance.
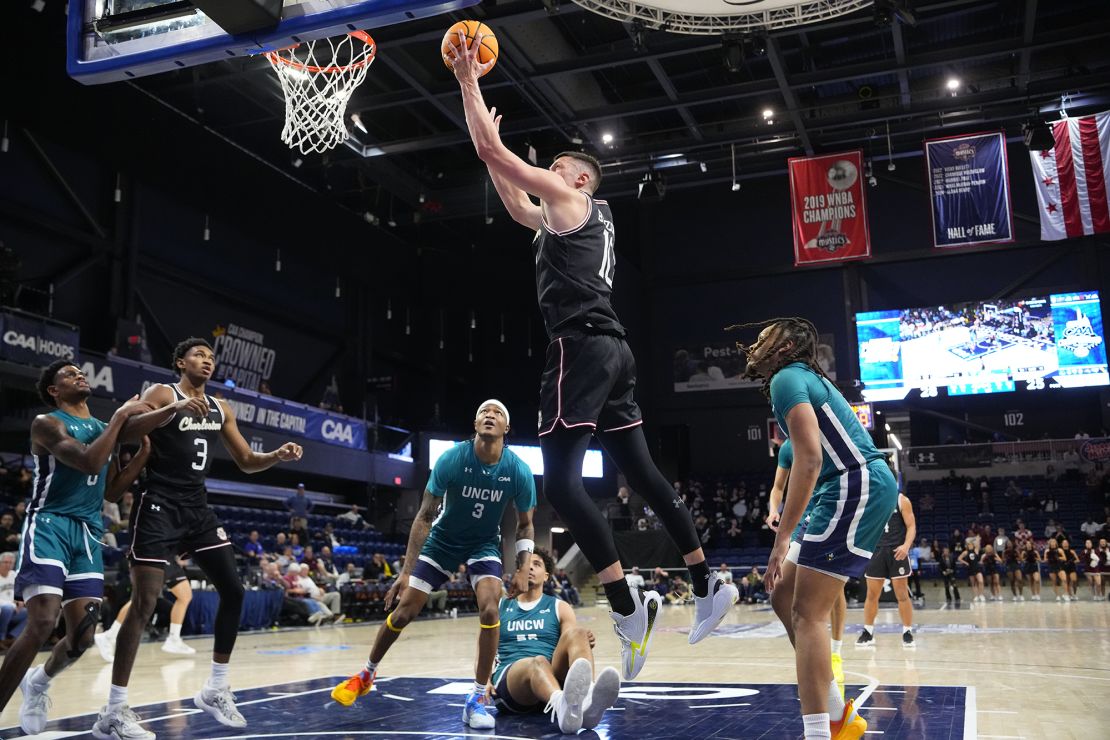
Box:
[689,560,710,598]
[605,580,636,616]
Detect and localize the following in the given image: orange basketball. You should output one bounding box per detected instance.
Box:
[441,20,498,76]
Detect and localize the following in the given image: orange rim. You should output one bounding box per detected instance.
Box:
[265,30,376,74]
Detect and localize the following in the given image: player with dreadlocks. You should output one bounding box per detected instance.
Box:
[728,317,897,740]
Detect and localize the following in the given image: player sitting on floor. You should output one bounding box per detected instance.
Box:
[490,549,621,734]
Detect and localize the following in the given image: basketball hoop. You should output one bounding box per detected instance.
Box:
[264,31,376,154]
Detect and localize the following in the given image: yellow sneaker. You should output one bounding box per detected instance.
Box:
[331,671,375,706]
[831,698,867,740]
[831,652,845,701]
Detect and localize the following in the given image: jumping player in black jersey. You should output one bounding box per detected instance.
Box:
[447,35,737,680]
[91,338,303,740]
[857,481,917,649]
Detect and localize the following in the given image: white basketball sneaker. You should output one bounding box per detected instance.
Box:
[544,657,591,734]
[161,635,196,655]
[91,704,155,740]
[581,665,621,730]
[19,668,51,735]
[610,587,663,680]
[689,573,740,644]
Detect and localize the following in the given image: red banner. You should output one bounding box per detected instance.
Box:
[789,150,872,265]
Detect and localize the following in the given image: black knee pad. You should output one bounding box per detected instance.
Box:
[67,601,101,659]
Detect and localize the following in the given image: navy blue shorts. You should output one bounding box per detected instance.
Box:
[492,661,543,714]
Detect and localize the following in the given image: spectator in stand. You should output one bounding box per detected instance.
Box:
[243,531,265,562]
[337,504,371,530]
[316,546,339,586]
[614,486,632,532]
[316,522,342,550]
[102,498,122,548]
[1081,516,1102,539]
[1020,540,1042,601]
[272,532,288,557]
[625,566,645,590]
[717,563,734,585]
[290,517,311,548]
[938,547,960,604]
[693,514,711,545]
[1044,519,1060,539]
[949,528,966,555]
[1075,429,1091,440]
[1013,520,1034,552]
[285,563,342,625]
[726,518,743,544]
[1043,495,1059,515]
[993,528,1011,557]
[665,574,692,605]
[1081,539,1102,600]
[649,567,670,598]
[979,478,993,515]
[555,569,580,607]
[286,483,314,526]
[1005,480,1021,501]
[336,562,359,588]
[391,554,405,574]
[1,552,28,646]
[964,528,981,551]
[907,544,924,600]
[1061,539,1080,601]
[731,495,748,521]
[919,492,935,512]
[289,533,305,561]
[261,561,312,625]
[915,538,935,563]
[277,546,296,569]
[301,544,318,574]
[0,513,19,553]
[739,566,765,604]
[1003,542,1023,600]
[364,552,393,582]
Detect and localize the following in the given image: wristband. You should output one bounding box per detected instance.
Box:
[515,538,535,555]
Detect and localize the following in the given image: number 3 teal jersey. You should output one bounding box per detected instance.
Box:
[426,440,536,551]
[29,410,109,526]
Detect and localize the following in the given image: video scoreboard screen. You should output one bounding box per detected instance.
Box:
[856,291,1107,402]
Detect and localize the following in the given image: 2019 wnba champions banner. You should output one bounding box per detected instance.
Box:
[925,131,1014,248]
[789,150,871,265]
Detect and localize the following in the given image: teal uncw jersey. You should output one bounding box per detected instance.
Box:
[29,410,109,526]
[493,593,562,683]
[771,363,884,486]
[425,440,536,551]
[777,439,793,470]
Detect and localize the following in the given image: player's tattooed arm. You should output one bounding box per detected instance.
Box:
[514,508,535,570]
[104,436,150,503]
[216,399,302,473]
[31,395,148,475]
[385,491,441,608]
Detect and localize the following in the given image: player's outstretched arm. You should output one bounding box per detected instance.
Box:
[120,384,207,443]
[31,395,150,475]
[217,399,303,473]
[104,436,150,503]
[482,108,541,230]
[449,32,577,207]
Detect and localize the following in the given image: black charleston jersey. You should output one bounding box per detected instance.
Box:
[146,383,225,506]
[533,193,625,338]
[877,496,908,548]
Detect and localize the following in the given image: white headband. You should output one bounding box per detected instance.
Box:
[475,399,510,427]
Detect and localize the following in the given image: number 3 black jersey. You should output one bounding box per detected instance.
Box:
[533,193,625,338]
[146,383,225,506]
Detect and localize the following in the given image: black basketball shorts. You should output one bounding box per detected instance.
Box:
[129,489,231,566]
[538,332,642,436]
[864,546,912,580]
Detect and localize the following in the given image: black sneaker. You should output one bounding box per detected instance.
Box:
[902,631,916,649]
[856,629,874,646]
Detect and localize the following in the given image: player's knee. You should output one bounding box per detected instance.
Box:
[388,609,412,630]
[478,605,499,626]
[26,613,58,638]
[218,579,245,608]
[528,655,551,675]
[565,626,590,643]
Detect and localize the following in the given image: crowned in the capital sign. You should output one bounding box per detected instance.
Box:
[210,323,276,392]
[789,150,871,266]
[925,131,1014,248]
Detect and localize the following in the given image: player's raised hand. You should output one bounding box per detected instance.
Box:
[507,568,529,598]
[174,395,210,419]
[489,106,502,131]
[384,574,408,610]
[448,28,495,83]
[275,442,303,462]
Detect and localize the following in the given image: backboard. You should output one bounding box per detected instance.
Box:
[67,0,480,84]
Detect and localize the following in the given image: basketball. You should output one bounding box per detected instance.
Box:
[441,20,498,75]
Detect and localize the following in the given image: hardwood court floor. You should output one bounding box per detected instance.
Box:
[1,585,1107,739]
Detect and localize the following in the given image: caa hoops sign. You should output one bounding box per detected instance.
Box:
[321,419,355,445]
[0,311,79,366]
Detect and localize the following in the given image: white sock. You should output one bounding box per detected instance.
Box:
[169,623,182,639]
[828,679,845,718]
[108,683,128,710]
[863,624,874,635]
[29,665,51,689]
[802,712,832,738]
[105,621,122,639]
[472,681,486,697]
[207,661,230,690]
[903,625,912,634]
[830,639,843,655]
[364,659,378,676]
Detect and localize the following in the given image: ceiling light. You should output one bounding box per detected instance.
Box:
[350,112,368,134]
[551,526,566,534]
[602,132,614,144]
[946,77,960,92]
[731,182,741,192]
[762,108,773,119]
[699,162,708,173]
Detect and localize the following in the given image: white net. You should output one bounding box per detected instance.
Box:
[264,31,376,154]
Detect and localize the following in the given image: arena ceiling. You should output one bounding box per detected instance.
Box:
[26,0,1110,225]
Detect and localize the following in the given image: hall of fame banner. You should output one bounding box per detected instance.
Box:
[789,150,871,265]
[925,131,1014,248]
